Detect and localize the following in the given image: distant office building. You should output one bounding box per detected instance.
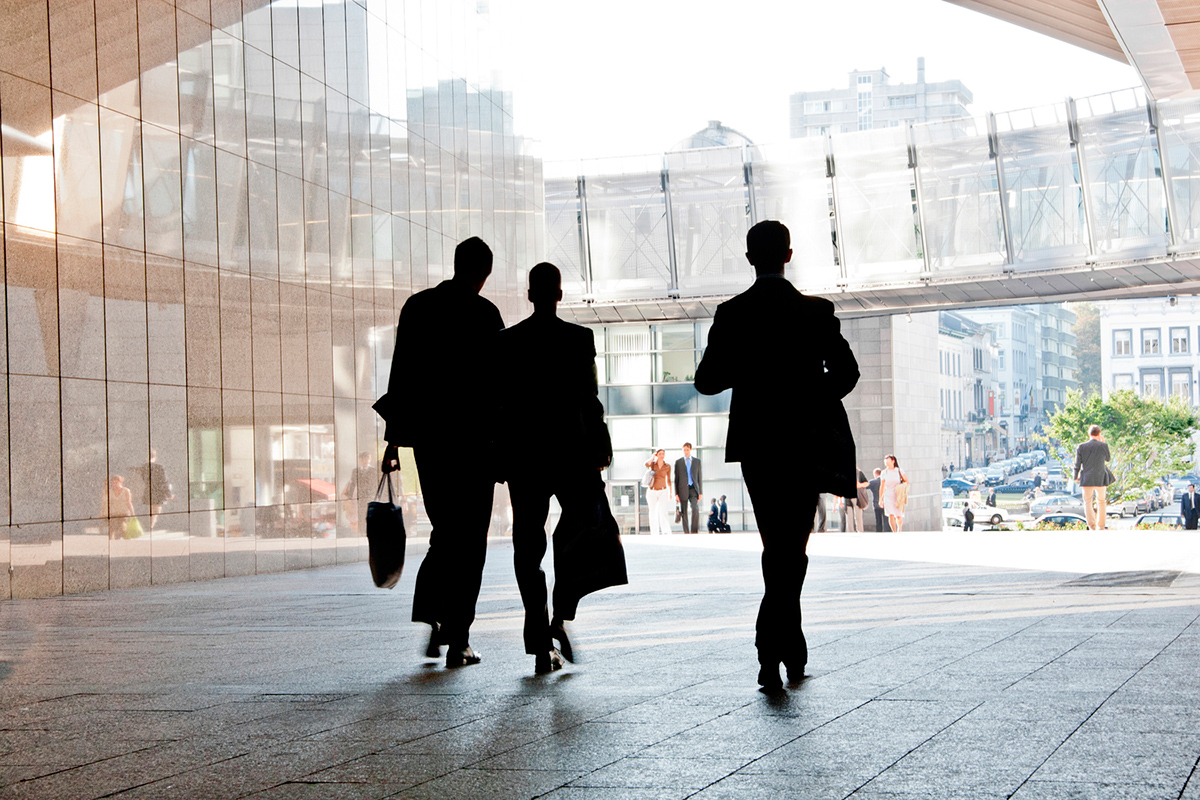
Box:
[959,306,1041,456]
[1098,297,1200,403]
[939,311,998,469]
[1038,305,1079,416]
[789,58,972,138]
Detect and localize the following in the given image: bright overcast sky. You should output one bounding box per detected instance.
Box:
[494,0,1140,163]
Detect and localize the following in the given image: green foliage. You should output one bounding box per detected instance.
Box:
[1032,520,1089,530]
[1036,390,1198,502]
[1071,302,1101,397]
[1134,522,1183,530]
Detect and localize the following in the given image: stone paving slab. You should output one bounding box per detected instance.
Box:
[1,535,1199,799]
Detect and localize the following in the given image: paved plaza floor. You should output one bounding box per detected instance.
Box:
[2,532,1200,799]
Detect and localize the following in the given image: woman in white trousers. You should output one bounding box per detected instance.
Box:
[644,449,673,535]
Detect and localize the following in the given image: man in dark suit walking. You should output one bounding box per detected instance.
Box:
[1183,484,1199,530]
[1074,424,1112,531]
[497,263,620,674]
[694,220,859,691]
[375,237,504,668]
[674,443,703,533]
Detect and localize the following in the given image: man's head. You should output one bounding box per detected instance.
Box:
[745,220,792,275]
[527,262,562,308]
[874,468,882,477]
[682,443,693,457]
[1088,424,1102,438]
[453,236,493,291]
[1190,484,1195,492]
[358,452,371,468]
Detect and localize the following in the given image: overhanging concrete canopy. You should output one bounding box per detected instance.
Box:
[945,0,1200,99]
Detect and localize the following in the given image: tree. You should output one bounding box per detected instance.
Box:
[1071,302,1101,397]
[1037,389,1198,501]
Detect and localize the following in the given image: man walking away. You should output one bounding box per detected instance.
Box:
[496,263,622,674]
[963,502,974,531]
[695,220,859,691]
[1074,424,1112,531]
[1183,484,1199,530]
[674,443,703,533]
[374,237,504,669]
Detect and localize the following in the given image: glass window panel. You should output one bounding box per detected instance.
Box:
[700,416,729,448]
[995,105,1089,268]
[182,141,219,266]
[53,94,103,242]
[665,146,752,298]
[61,378,108,522]
[653,416,697,450]
[1076,99,1168,259]
[653,384,696,415]
[656,349,695,384]
[607,385,652,416]
[831,126,922,283]
[57,236,106,380]
[696,388,731,413]
[176,12,215,145]
[1157,95,1200,249]
[912,117,1006,274]
[605,327,651,385]
[95,0,140,117]
[543,175,587,302]
[582,156,672,301]
[99,106,146,251]
[2,75,56,234]
[610,417,651,451]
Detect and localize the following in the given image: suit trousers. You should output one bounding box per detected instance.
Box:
[411,446,494,649]
[741,461,817,668]
[681,486,700,533]
[508,467,599,654]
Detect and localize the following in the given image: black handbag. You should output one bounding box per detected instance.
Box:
[366,471,406,589]
[552,481,629,621]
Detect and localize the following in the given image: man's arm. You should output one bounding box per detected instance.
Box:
[821,307,860,400]
[694,306,733,396]
[1074,444,1083,481]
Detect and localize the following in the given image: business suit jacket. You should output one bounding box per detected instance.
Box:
[374,279,505,448]
[693,274,860,496]
[495,312,610,472]
[1074,438,1111,487]
[673,456,702,499]
[1182,491,1199,528]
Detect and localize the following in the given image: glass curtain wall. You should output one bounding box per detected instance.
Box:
[0,0,540,599]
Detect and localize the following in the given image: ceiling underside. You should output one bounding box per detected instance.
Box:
[945,0,1200,98]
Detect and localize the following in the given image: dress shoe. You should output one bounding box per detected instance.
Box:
[785,660,807,683]
[534,648,564,674]
[445,646,482,668]
[757,663,783,691]
[549,620,574,663]
[425,624,443,658]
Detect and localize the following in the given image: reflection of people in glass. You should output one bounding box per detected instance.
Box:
[375,237,505,669]
[102,475,135,540]
[343,452,380,533]
[141,449,173,531]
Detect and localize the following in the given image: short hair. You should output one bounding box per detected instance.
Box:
[683,442,693,449]
[1190,484,1195,489]
[528,262,561,303]
[963,502,969,507]
[873,468,882,476]
[453,236,493,282]
[1088,424,1101,436]
[745,220,790,269]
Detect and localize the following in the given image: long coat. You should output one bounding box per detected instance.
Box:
[693,275,860,497]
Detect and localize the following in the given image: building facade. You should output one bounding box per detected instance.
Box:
[1039,305,1079,417]
[959,306,1042,456]
[0,0,542,599]
[789,58,972,138]
[1099,297,1200,403]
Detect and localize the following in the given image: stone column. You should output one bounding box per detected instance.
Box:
[841,313,942,531]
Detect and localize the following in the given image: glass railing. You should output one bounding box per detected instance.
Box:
[548,87,1200,304]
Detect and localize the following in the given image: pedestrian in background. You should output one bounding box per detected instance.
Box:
[643,449,672,535]
[963,502,974,532]
[1074,424,1112,531]
[880,455,908,533]
[674,443,703,533]
[868,468,889,531]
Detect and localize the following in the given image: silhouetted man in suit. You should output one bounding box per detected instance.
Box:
[694,220,859,691]
[375,237,504,668]
[496,263,614,674]
[1183,484,1199,530]
[674,444,703,533]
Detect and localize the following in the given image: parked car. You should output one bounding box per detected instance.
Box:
[942,478,976,495]
[1134,512,1185,529]
[1035,513,1090,529]
[1029,495,1086,516]
[983,469,1006,486]
[943,499,1007,526]
[996,478,1036,494]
